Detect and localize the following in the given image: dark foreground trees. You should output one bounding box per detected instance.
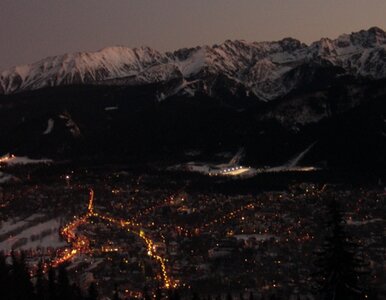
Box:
[0,252,97,300]
[0,200,380,300]
[314,200,376,300]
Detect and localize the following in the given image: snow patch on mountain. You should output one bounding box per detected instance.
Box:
[177,47,208,77]
[0,218,66,253]
[43,118,55,135]
[1,27,386,100]
[0,155,52,165]
[0,172,15,183]
[59,112,81,137]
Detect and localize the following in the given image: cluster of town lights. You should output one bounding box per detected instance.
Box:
[0,153,15,163]
[50,189,175,289]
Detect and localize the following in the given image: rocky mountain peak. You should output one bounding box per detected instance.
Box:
[1,27,386,100]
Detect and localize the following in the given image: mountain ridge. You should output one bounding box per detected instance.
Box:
[1,27,386,170]
[2,27,386,101]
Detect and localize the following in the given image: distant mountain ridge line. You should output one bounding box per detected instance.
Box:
[1,26,386,100]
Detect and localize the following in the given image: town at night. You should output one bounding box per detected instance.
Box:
[1,1,386,299]
[1,157,385,299]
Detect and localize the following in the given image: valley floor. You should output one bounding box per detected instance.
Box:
[0,162,385,299]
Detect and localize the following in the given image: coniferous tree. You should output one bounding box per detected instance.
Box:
[88,282,98,300]
[143,285,151,300]
[155,287,162,300]
[173,289,181,300]
[268,294,277,300]
[112,291,120,300]
[314,200,372,300]
[0,252,11,300]
[0,253,93,300]
[47,267,57,300]
[167,288,173,300]
[167,289,182,300]
[112,284,120,300]
[192,292,200,300]
[35,260,46,300]
[11,251,34,300]
[72,283,84,300]
[9,251,18,300]
[57,265,71,300]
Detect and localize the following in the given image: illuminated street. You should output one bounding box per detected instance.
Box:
[50,188,175,290]
[1,5,386,299]
[1,166,385,298]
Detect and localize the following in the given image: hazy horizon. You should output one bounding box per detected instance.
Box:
[1,0,386,70]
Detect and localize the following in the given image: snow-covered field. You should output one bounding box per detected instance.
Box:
[0,171,15,183]
[234,234,277,242]
[0,216,66,253]
[346,218,383,226]
[42,118,55,134]
[104,106,118,111]
[0,154,52,165]
[173,144,318,177]
[0,213,44,235]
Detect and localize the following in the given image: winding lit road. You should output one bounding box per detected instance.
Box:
[51,188,175,289]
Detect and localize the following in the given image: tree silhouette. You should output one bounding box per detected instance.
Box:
[10,251,34,300]
[48,266,57,300]
[88,282,98,300]
[0,251,94,300]
[113,284,120,300]
[0,252,11,300]
[72,283,84,300]
[192,291,201,300]
[314,200,373,300]
[57,265,71,300]
[155,287,162,300]
[35,260,47,300]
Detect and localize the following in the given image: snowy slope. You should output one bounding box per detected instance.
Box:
[0,218,66,253]
[1,27,386,100]
[0,46,168,94]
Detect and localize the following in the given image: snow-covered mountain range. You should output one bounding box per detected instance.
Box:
[1,27,386,101]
